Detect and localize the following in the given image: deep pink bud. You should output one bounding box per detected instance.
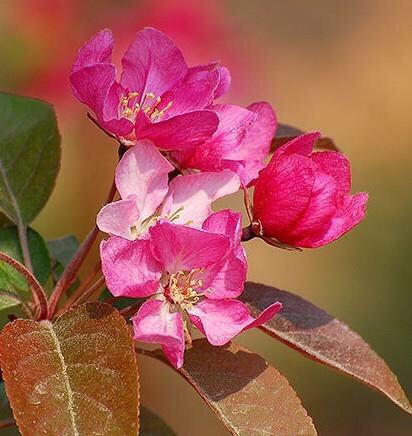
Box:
[253,132,368,248]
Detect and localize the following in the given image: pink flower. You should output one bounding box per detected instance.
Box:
[253,132,368,248]
[171,102,277,186]
[100,212,281,368]
[96,139,240,240]
[70,27,229,149]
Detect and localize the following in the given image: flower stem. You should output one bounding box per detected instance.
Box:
[0,418,15,429]
[48,179,117,318]
[18,224,33,272]
[241,224,255,242]
[0,252,48,320]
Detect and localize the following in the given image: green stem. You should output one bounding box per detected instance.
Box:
[0,252,47,319]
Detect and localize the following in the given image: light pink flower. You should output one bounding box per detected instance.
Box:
[100,212,281,368]
[70,27,229,149]
[171,102,277,186]
[253,132,369,248]
[96,140,240,240]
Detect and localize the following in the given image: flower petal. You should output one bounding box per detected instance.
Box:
[100,237,162,298]
[149,221,230,273]
[253,154,316,236]
[72,29,114,73]
[121,27,187,98]
[161,170,240,227]
[188,299,282,346]
[70,64,115,119]
[132,299,185,369]
[115,140,173,221]
[215,66,231,99]
[158,67,220,119]
[96,197,139,240]
[136,110,219,151]
[293,192,368,248]
[275,131,320,158]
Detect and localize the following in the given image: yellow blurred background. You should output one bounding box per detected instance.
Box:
[1,0,411,434]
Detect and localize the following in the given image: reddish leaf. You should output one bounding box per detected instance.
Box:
[272,123,339,152]
[241,282,412,415]
[0,302,140,435]
[155,339,317,436]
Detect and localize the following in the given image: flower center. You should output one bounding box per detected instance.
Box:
[119,91,173,122]
[164,269,204,309]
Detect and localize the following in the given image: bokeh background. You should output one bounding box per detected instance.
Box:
[1,0,411,434]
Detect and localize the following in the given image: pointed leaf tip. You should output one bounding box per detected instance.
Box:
[241,282,412,415]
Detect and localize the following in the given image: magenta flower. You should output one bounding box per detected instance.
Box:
[171,101,277,186]
[96,140,240,240]
[71,27,229,149]
[100,212,281,368]
[253,132,368,248]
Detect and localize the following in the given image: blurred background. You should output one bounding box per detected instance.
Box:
[0,0,411,434]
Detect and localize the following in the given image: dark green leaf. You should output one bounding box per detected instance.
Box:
[0,226,51,288]
[47,235,79,268]
[140,406,176,436]
[0,290,20,312]
[0,92,61,225]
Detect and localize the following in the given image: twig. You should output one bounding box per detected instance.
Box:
[48,179,117,318]
[0,252,48,320]
[0,418,15,429]
[242,187,253,223]
[18,224,33,273]
[64,261,101,307]
[119,301,144,319]
[69,276,105,307]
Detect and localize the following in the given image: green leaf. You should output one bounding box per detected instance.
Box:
[140,406,176,436]
[0,382,8,409]
[0,226,51,290]
[0,92,61,225]
[0,290,20,312]
[47,235,79,268]
[0,303,140,435]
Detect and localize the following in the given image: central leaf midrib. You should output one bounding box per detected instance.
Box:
[42,320,80,436]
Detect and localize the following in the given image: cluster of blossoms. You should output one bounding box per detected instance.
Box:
[71,27,368,368]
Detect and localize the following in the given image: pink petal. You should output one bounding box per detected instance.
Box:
[253,154,316,236]
[100,237,162,298]
[202,210,242,246]
[201,210,247,299]
[204,104,257,158]
[72,29,114,73]
[149,221,230,273]
[70,64,115,119]
[214,66,231,99]
[286,171,340,242]
[115,140,173,221]
[161,170,240,227]
[96,197,139,240]
[132,299,185,369]
[294,192,368,248]
[158,67,220,119]
[312,151,351,194]
[188,299,282,346]
[275,131,321,158]
[200,255,247,299]
[228,102,276,161]
[136,110,219,151]
[121,27,187,98]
